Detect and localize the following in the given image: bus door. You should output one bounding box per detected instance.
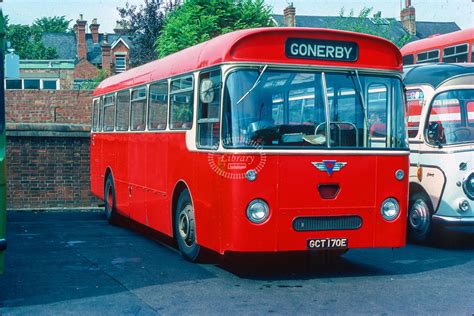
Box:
[90,98,102,197]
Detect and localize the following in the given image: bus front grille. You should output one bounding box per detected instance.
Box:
[292,216,362,232]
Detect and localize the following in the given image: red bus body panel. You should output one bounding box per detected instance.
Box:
[401,28,474,63]
[90,28,408,254]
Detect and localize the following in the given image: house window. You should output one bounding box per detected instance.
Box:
[24,79,41,90]
[115,56,127,73]
[43,80,57,90]
[6,79,22,90]
[5,78,60,90]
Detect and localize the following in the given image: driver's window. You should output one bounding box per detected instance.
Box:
[367,83,388,148]
[425,90,472,146]
[197,69,221,149]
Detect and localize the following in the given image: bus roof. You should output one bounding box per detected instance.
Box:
[94,27,402,97]
[400,28,474,56]
[403,63,474,88]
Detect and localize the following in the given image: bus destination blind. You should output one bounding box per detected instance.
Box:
[285,38,358,62]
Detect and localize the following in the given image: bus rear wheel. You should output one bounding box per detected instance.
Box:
[104,174,117,224]
[408,192,433,243]
[175,189,201,262]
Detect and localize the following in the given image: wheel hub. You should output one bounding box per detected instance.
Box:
[178,205,194,247]
[409,199,430,232]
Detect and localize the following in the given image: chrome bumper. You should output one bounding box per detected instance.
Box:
[0,238,6,251]
[432,215,474,227]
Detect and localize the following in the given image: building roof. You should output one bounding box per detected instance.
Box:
[41,32,133,65]
[94,27,402,96]
[19,59,75,70]
[272,14,461,44]
[403,63,474,88]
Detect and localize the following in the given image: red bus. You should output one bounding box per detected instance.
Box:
[91,28,409,261]
[401,28,474,65]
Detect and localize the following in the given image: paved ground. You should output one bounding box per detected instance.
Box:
[0,211,473,315]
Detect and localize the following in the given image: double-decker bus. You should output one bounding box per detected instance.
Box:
[91,28,409,261]
[401,28,474,65]
[0,9,7,274]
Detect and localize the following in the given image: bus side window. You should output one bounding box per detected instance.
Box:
[170,76,194,130]
[443,43,469,63]
[102,94,115,132]
[92,99,99,132]
[116,90,130,131]
[148,81,168,130]
[406,89,424,138]
[98,97,104,132]
[402,54,414,65]
[131,87,147,131]
[197,69,221,148]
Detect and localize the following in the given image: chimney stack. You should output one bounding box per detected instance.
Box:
[101,33,111,75]
[75,14,87,61]
[400,0,416,36]
[283,3,296,27]
[90,18,100,44]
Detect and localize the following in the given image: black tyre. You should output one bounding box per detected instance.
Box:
[175,189,201,262]
[104,174,117,224]
[408,192,433,243]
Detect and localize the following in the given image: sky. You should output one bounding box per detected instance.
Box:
[0,0,472,32]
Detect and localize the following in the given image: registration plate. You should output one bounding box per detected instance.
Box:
[307,238,348,249]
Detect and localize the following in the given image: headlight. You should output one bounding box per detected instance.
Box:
[246,199,270,224]
[380,198,400,221]
[463,173,474,200]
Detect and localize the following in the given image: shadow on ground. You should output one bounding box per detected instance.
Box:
[1,211,473,308]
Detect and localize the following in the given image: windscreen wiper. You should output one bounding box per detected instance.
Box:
[236,65,268,105]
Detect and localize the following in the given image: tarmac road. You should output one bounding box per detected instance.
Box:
[0,211,473,315]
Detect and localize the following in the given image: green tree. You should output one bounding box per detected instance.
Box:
[334,7,411,48]
[4,16,69,59]
[6,24,57,59]
[157,0,274,58]
[117,0,180,66]
[32,16,71,33]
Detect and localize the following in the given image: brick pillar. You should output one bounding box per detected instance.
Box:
[283,3,296,27]
[89,18,100,44]
[75,15,87,61]
[101,33,111,75]
[400,0,416,36]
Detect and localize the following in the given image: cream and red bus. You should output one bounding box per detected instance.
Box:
[91,28,409,261]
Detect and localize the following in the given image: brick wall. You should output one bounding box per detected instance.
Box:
[74,59,100,80]
[6,90,93,125]
[6,124,100,210]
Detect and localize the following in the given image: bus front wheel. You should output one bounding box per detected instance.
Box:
[175,189,201,262]
[408,192,433,243]
[104,174,117,224]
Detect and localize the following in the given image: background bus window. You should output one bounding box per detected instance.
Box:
[170,76,194,130]
[102,95,115,132]
[116,90,130,131]
[406,89,424,138]
[403,54,414,65]
[416,50,440,63]
[197,69,221,148]
[443,43,469,63]
[148,81,168,130]
[130,87,147,131]
[92,99,99,132]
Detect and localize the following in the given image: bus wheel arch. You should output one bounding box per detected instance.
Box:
[171,181,201,262]
[408,182,434,243]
